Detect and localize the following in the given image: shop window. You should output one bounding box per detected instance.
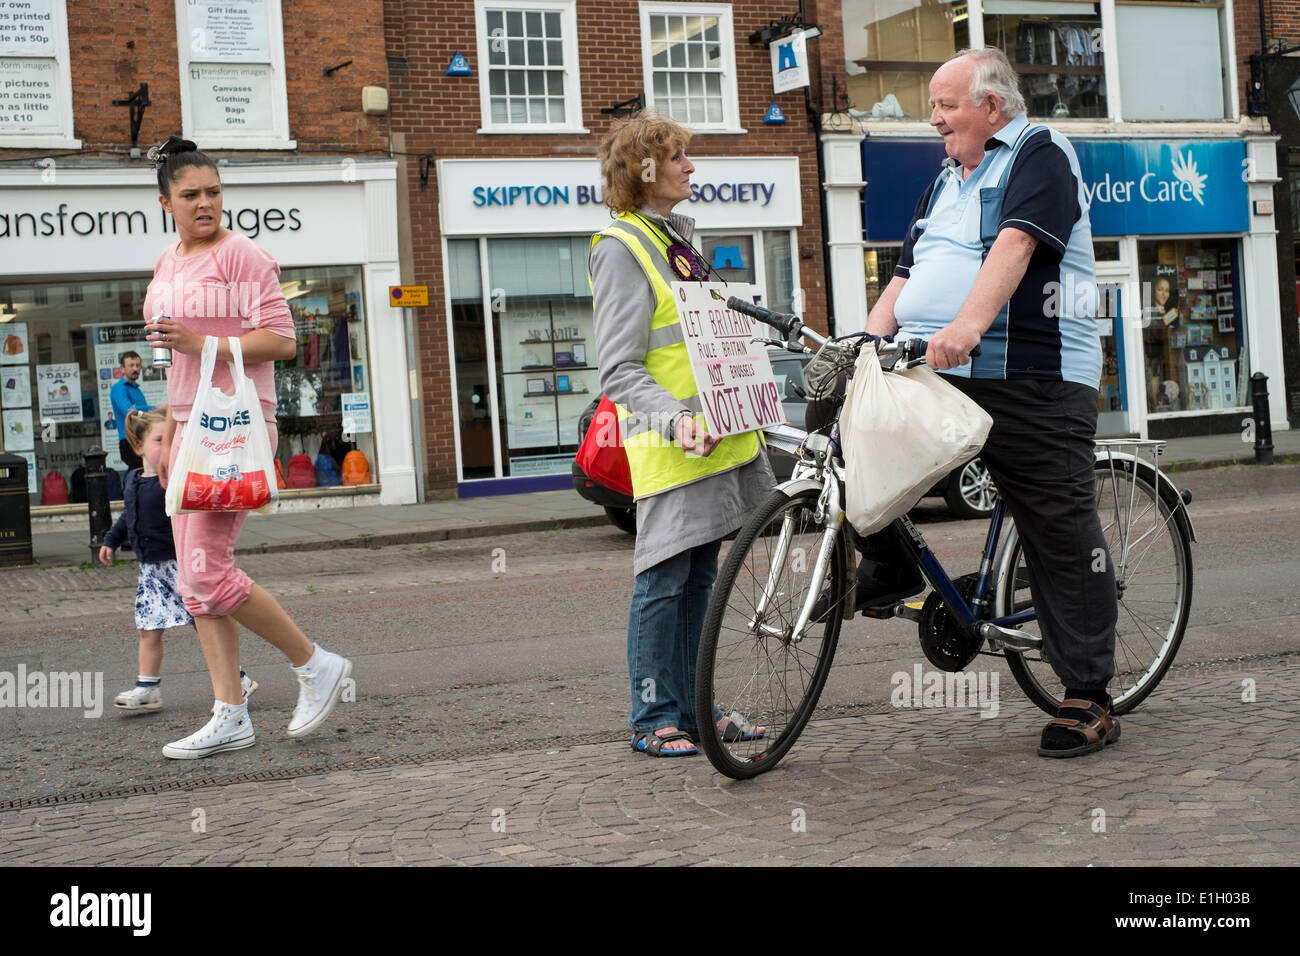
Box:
[864,246,901,313]
[984,1,1106,119]
[842,0,970,120]
[0,270,376,507]
[174,0,294,149]
[1093,240,1121,262]
[763,229,795,315]
[475,1,585,132]
[0,0,78,149]
[2,277,159,506]
[640,2,740,131]
[488,237,594,478]
[1139,239,1246,415]
[1115,1,1227,121]
[275,267,376,488]
[699,234,755,284]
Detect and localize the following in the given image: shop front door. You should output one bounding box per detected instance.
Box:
[1097,282,1131,436]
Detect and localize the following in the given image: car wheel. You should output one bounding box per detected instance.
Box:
[944,458,998,519]
[605,505,637,535]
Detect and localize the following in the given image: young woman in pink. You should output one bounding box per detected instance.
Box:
[144,136,352,759]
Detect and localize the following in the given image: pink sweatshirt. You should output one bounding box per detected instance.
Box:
[143,232,295,423]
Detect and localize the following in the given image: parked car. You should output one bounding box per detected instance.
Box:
[572,348,997,533]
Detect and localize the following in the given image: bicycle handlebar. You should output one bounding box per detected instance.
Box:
[726,296,981,365]
[725,296,817,345]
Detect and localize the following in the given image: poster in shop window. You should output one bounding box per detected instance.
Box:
[187,0,271,62]
[35,363,81,423]
[189,64,274,132]
[1,322,28,365]
[2,366,31,409]
[91,323,168,471]
[0,57,60,132]
[0,0,54,55]
[19,450,36,493]
[2,407,33,451]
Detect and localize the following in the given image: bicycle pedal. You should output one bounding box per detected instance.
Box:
[979,622,1042,650]
[894,600,924,623]
[861,604,899,620]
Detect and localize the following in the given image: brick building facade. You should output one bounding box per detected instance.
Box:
[1,1,417,508]
[383,0,835,494]
[823,0,1297,438]
[1238,1,1300,428]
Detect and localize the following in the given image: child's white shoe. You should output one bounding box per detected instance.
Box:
[162,701,255,759]
[114,684,162,712]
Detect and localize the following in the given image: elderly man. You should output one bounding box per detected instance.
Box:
[110,350,152,470]
[866,47,1119,758]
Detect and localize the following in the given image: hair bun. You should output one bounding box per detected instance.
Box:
[147,135,198,164]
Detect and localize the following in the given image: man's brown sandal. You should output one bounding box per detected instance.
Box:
[1037,697,1120,758]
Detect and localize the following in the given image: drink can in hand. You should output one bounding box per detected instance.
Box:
[150,313,172,368]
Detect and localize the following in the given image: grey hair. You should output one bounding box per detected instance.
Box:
[952,47,1026,118]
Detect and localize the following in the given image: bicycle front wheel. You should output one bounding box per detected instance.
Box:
[1000,457,1193,716]
[695,487,846,779]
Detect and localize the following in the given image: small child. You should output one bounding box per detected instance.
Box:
[99,406,256,711]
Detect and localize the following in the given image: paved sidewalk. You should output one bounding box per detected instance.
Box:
[2,658,1296,866]
[20,429,1300,568]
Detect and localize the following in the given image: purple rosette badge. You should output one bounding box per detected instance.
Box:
[666,243,707,280]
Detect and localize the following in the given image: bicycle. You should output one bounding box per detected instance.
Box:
[695,298,1195,780]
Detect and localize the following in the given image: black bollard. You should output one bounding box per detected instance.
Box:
[84,446,112,556]
[1250,372,1274,466]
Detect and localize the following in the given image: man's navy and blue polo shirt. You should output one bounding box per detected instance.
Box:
[892,113,1101,389]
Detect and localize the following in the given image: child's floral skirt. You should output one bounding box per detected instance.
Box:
[136,559,194,630]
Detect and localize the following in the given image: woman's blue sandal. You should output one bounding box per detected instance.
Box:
[632,730,699,757]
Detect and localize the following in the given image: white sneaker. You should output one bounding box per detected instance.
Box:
[242,673,258,700]
[114,684,162,712]
[287,647,351,738]
[162,702,255,759]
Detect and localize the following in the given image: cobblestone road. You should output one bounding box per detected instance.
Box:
[3,659,1295,866]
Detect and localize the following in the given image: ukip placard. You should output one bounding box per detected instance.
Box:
[672,282,785,439]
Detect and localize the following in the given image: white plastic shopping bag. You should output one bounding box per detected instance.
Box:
[165,336,278,516]
[839,346,993,535]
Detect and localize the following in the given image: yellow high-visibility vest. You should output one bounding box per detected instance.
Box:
[590,212,759,500]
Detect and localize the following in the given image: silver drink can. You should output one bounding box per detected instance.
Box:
[150,312,172,368]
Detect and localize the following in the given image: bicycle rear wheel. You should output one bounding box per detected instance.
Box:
[1000,458,1193,716]
[695,487,846,779]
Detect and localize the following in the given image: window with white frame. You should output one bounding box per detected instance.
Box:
[174,0,294,149]
[843,1,1235,124]
[640,3,740,131]
[475,1,585,132]
[0,0,79,149]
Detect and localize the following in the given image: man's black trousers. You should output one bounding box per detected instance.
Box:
[858,378,1118,690]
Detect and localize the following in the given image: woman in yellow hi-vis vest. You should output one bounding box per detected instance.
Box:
[591,111,775,756]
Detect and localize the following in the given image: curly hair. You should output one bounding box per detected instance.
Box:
[124,406,169,454]
[598,110,692,215]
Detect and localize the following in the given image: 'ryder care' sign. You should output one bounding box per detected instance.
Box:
[672,283,785,439]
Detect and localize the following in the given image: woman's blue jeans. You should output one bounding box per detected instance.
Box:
[627,539,721,734]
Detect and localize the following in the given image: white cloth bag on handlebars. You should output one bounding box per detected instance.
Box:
[839,346,993,536]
